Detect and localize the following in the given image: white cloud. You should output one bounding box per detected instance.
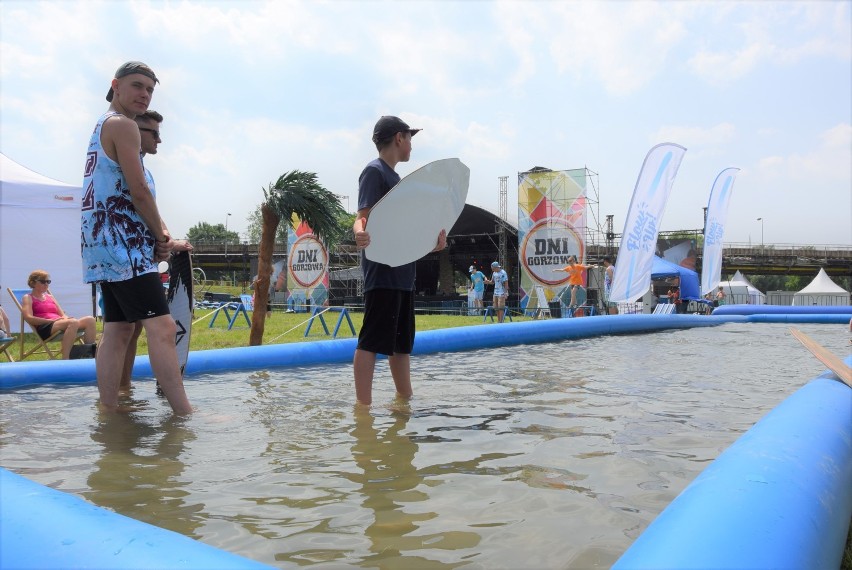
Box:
[651,123,737,149]
[756,123,852,183]
[687,2,850,84]
[545,2,690,95]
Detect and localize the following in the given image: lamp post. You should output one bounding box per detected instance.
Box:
[756,217,764,255]
[224,212,232,256]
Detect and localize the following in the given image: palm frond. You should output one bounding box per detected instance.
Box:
[263,170,345,243]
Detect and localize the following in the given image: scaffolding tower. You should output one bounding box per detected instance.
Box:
[498,175,508,265]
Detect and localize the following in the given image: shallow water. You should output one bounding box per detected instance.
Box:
[1,322,848,569]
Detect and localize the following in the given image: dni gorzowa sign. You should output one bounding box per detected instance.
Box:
[288,234,328,288]
[520,219,584,286]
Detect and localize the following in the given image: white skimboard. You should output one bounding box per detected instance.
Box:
[365,158,469,267]
[166,250,193,376]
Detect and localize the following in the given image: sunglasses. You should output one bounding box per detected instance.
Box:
[139,127,160,139]
[36,279,52,284]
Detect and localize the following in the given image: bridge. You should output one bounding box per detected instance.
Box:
[186,241,851,279]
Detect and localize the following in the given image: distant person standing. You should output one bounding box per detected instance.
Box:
[715,286,726,307]
[553,255,596,307]
[81,61,191,415]
[352,115,447,406]
[602,257,617,314]
[485,261,509,323]
[468,265,486,314]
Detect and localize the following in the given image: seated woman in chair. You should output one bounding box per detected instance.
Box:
[22,270,97,359]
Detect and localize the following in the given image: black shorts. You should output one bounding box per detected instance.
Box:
[100,272,170,323]
[36,322,56,340]
[357,289,415,356]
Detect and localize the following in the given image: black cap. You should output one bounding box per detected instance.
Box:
[372,115,421,144]
[106,61,159,102]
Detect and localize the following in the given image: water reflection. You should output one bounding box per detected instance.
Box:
[346,405,479,568]
[85,396,202,537]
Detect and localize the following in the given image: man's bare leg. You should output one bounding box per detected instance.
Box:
[142,314,192,414]
[388,353,412,399]
[495,297,506,323]
[119,322,143,390]
[96,321,136,409]
[354,348,377,406]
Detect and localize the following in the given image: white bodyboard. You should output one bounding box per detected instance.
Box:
[166,251,193,377]
[365,158,469,267]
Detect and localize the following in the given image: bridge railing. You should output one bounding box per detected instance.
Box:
[722,243,852,260]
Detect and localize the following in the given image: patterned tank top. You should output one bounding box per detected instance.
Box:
[80,112,157,283]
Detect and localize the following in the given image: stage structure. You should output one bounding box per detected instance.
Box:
[516,167,600,312]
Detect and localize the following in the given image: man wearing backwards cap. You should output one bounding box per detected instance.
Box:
[468,264,486,314]
[352,115,447,406]
[484,261,509,323]
[81,61,192,415]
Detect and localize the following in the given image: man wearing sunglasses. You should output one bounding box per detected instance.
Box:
[115,111,194,391]
[81,61,192,415]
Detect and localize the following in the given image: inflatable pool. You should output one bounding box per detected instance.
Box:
[614,356,852,569]
[2,314,849,569]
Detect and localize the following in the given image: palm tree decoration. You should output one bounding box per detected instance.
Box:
[250,171,345,346]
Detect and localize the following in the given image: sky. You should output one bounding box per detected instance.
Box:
[1,0,850,247]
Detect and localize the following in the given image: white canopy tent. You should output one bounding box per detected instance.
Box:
[0,153,91,333]
[792,268,850,306]
[718,270,766,305]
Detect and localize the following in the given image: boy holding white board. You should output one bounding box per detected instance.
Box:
[352,116,447,406]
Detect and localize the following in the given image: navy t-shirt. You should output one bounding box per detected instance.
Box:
[358,158,416,292]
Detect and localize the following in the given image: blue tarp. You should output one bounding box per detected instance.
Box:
[652,255,700,300]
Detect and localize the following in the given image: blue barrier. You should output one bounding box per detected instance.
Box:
[714,304,852,316]
[2,314,737,389]
[3,313,845,392]
[0,468,273,570]
[614,357,852,570]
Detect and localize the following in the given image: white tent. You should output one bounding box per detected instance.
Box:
[0,153,91,333]
[719,270,766,305]
[792,268,850,306]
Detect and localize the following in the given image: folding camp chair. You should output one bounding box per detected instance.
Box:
[652,303,676,315]
[0,336,16,362]
[6,288,84,360]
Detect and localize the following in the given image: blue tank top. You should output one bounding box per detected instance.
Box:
[80,112,157,283]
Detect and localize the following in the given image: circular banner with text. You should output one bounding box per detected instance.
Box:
[520,219,585,286]
[288,234,328,288]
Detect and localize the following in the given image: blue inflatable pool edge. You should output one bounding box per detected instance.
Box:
[713,303,852,316]
[613,358,852,569]
[0,467,274,569]
[3,312,849,390]
[2,313,738,389]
